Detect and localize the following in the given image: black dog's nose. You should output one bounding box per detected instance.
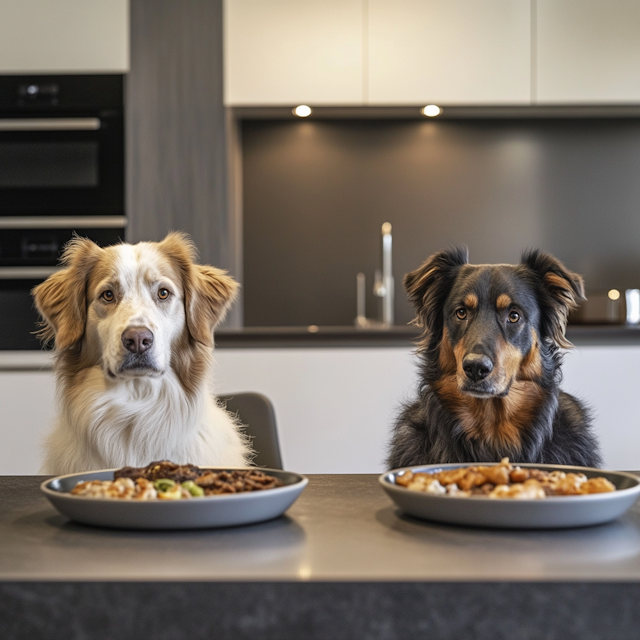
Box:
[462,353,493,382]
[121,327,154,354]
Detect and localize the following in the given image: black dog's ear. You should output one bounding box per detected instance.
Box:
[404,246,468,333]
[521,249,585,348]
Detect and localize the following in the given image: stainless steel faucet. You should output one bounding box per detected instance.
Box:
[355,222,394,329]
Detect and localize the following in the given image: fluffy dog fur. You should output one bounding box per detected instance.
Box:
[387,247,602,469]
[33,232,251,474]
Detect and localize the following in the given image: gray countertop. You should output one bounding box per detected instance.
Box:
[3,473,640,582]
[1,325,639,371]
[214,324,640,348]
[3,474,640,639]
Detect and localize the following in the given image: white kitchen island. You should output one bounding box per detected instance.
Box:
[1,329,640,474]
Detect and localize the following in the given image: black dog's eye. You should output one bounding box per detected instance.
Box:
[101,290,115,303]
[508,311,520,323]
[455,308,467,320]
[158,288,170,300]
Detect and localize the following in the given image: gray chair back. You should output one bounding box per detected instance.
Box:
[218,392,283,470]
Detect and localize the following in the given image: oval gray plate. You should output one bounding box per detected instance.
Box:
[41,468,308,530]
[380,463,640,529]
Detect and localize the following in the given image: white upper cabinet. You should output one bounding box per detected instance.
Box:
[367,0,531,105]
[0,0,129,74]
[536,0,640,104]
[224,0,364,105]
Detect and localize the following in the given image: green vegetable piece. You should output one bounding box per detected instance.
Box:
[182,481,205,497]
[154,478,176,492]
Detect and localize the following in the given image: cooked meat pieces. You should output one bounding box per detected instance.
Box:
[195,469,282,495]
[114,460,201,483]
[113,461,282,495]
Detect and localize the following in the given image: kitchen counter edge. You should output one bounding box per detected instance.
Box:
[1,324,640,370]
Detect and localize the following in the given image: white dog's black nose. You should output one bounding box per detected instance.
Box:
[121,327,154,354]
[462,353,493,382]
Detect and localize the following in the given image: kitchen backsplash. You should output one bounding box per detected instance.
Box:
[242,117,640,327]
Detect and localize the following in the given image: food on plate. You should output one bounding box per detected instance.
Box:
[71,477,158,499]
[70,461,282,500]
[394,457,616,499]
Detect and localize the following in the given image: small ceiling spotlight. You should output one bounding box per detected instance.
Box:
[293,105,312,118]
[608,289,621,301]
[421,104,442,117]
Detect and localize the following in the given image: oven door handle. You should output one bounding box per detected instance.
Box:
[0,118,100,131]
[0,267,60,279]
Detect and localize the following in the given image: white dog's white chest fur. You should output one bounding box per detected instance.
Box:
[33,232,251,474]
[43,367,247,473]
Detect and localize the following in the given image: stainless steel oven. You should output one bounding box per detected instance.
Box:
[0,75,125,350]
[0,220,126,351]
[0,74,124,217]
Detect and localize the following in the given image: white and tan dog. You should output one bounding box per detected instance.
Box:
[33,232,251,474]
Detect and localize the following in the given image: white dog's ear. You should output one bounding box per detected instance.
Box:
[159,232,239,346]
[32,237,102,350]
[186,265,239,345]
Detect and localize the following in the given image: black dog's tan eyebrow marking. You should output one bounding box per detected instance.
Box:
[496,294,512,309]
[464,293,478,309]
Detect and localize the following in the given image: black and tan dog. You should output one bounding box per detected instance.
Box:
[387,247,602,469]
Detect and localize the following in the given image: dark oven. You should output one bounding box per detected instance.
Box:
[0,75,125,350]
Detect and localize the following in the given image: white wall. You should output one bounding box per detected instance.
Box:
[1,345,639,474]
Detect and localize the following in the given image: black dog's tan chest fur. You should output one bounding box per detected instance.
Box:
[435,329,545,452]
[387,248,602,469]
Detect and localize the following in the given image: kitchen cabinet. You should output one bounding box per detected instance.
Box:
[224,0,531,106]
[225,0,640,107]
[215,345,640,472]
[536,0,640,104]
[215,347,418,473]
[367,0,531,105]
[0,370,55,475]
[224,0,364,105]
[0,0,128,73]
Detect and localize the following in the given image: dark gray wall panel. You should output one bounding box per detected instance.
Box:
[127,0,232,276]
[242,119,640,328]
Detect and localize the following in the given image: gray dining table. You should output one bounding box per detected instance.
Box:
[2,473,640,640]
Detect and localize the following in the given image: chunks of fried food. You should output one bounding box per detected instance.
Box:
[397,458,616,499]
[489,479,546,500]
[71,477,158,500]
[396,471,445,494]
[581,477,617,494]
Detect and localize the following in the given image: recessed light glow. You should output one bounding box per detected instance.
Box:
[421,104,441,117]
[293,105,312,118]
[608,289,621,301]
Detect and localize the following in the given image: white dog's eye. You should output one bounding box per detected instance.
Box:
[158,288,170,300]
[101,290,115,303]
